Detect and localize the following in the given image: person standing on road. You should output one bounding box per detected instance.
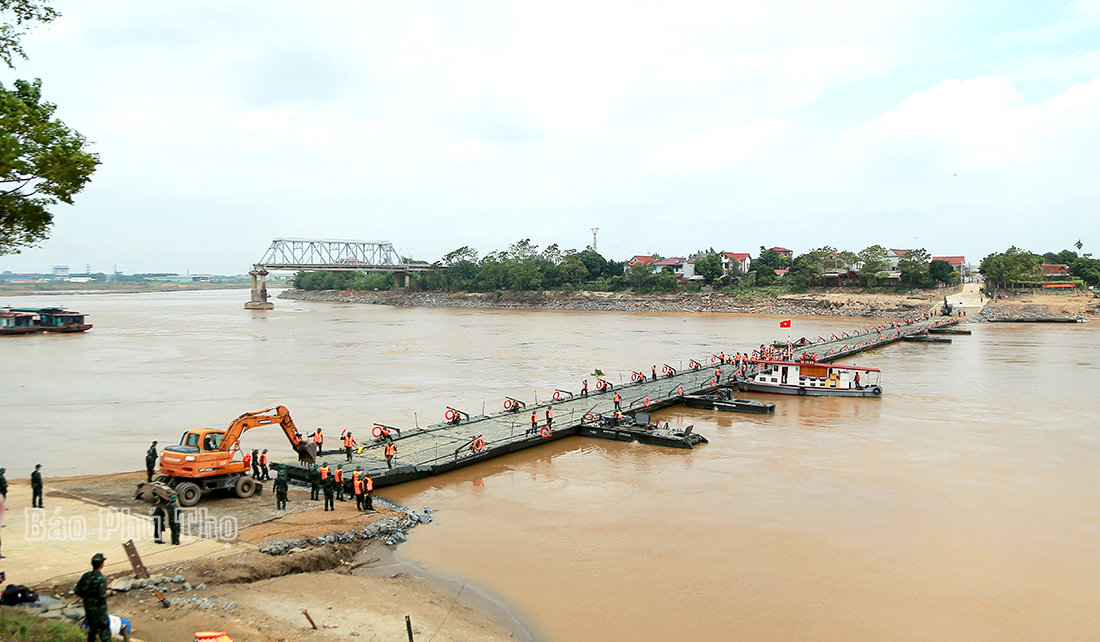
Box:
[242,450,253,477]
[652,365,658,381]
[613,392,621,410]
[145,441,158,482]
[74,552,114,642]
[259,449,270,480]
[274,470,288,510]
[344,431,357,462]
[30,464,43,508]
[166,494,180,546]
[353,475,365,511]
[151,496,166,544]
[384,442,396,469]
[334,466,345,501]
[364,474,374,511]
[530,410,537,433]
[312,429,324,453]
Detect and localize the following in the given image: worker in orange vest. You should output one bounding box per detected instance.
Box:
[614,409,623,422]
[333,466,345,501]
[384,442,396,469]
[312,428,323,452]
[652,365,658,381]
[258,449,270,480]
[353,476,365,511]
[545,406,553,429]
[343,431,357,462]
[319,462,330,481]
[530,410,537,433]
[613,392,621,410]
[242,450,252,472]
[364,474,374,511]
[581,379,588,397]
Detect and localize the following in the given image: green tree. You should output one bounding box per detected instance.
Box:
[897,248,931,285]
[857,245,889,282]
[979,247,1042,287]
[694,253,723,283]
[1070,255,1100,285]
[1,78,99,255]
[928,259,954,284]
[0,1,59,69]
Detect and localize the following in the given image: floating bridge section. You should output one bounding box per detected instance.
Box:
[275,315,965,488]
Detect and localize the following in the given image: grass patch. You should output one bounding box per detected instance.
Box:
[0,607,86,642]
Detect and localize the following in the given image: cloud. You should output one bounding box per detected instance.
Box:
[649,120,789,174]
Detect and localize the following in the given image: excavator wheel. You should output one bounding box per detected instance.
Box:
[234,476,256,499]
[176,481,202,507]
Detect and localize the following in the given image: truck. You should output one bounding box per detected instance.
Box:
[136,406,315,507]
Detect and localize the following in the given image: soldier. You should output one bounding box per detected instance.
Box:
[251,449,261,478]
[614,392,621,410]
[384,442,396,469]
[30,464,43,508]
[352,474,364,511]
[333,466,345,501]
[242,450,252,479]
[145,441,158,482]
[581,379,588,397]
[312,428,324,453]
[546,406,553,429]
[343,431,356,462]
[322,470,335,511]
[309,464,321,501]
[151,496,166,544]
[274,470,288,510]
[259,449,270,480]
[74,552,114,642]
[364,473,374,511]
[652,365,658,381]
[530,410,537,433]
[166,494,180,545]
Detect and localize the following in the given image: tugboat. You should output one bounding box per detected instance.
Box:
[681,386,775,414]
[737,357,882,397]
[0,308,40,335]
[578,411,708,449]
[9,307,93,333]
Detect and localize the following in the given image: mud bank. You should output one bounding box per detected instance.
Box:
[280,288,939,318]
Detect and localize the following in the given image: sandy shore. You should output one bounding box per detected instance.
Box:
[0,472,526,642]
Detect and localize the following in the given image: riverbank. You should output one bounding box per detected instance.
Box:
[0,282,253,295]
[975,291,1099,321]
[1,473,525,642]
[279,288,945,317]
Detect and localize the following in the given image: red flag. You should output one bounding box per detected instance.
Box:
[779,319,792,328]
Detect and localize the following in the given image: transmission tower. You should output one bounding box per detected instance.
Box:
[591,228,599,253]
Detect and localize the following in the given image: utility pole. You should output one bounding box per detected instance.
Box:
[591,228,599,253]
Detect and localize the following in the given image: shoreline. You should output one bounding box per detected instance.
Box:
[1,471,528,642]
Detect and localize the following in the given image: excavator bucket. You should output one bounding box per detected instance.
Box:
[134,481,175,503]
[298,442,317,465]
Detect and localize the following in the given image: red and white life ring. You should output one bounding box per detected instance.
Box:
[676,386,684,395]
[472,438,485,452]
[503,399,514,410]
[643,397,651,407]
[541,426,551,438]
[445,409,455,421]
[553,391,562,401]
[372,425,383,438]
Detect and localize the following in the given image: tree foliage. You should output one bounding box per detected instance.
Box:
[857,245,890,281]
[0,0,59,69]
[694,252,723,283]
[979,247,1043,286]
[1,79,100,254]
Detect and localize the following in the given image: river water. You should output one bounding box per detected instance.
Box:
[2,289,1098,641]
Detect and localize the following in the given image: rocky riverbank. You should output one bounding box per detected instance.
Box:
[974,292,1099,322]
[279,288,940,318]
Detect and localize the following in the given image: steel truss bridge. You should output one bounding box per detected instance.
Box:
[245,238,432,310]
[254,238,431,273]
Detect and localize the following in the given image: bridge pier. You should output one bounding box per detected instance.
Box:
[245,266,274,310]
[393,271,410,293]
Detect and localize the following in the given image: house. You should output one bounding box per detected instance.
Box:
[654,257,697,280]
[887,249,910,271]
[628,255,656,266]
[823,252,859,276]
[932,256,965,270]
[1040,264,1071,277]
[770,247,794,258]
[720,252,751,275]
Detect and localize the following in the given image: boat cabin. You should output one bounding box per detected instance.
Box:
[1,309,37,331]
[753,359,880,391]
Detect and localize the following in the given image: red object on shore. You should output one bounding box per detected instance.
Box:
[780,319,792,328]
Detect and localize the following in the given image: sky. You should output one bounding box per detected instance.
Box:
[1,0,1098,275]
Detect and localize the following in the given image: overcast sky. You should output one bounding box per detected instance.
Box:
[2,0,1098,275]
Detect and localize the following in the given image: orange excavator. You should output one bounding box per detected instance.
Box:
[136,406,315,507]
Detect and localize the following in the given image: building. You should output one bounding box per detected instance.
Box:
[770,247,794,258]
[932,256,966,270]
[628,255,656,267]
[720,252,751,275]
[654,257,697,280]
[1040,264,1071,277]
[887,249,911,271]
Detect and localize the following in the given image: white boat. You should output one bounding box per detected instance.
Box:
[737,358,882,397]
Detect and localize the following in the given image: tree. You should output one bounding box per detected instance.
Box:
[979,247,1042,287]
[788,246,836,289]
[1071,255,1100,285]
[897,248,931,285]
[928,259,954,284]
[857,245,889,282]
[0,1,59,69]
[694,253,723,283]
[1,79,100,254]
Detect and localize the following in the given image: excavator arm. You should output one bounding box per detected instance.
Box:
[218,406,305,453]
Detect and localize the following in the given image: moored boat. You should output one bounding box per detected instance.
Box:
[682,386,775,414]
[737,357,882,397]
[0,309,40,335]
[1,307,93,334]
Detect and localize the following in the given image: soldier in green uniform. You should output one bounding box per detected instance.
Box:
[150,496,166,544]
[145,441,158,482]
[308,464,321,501]
[274,469,288,510]
[260,449,270,480]
[322,470,335,511]
[166,494,181,545]
[30,464,43,508]
[74,552,113,642]
[0,467,7,559]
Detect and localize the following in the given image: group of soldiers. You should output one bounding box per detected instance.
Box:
[300,462,375,512]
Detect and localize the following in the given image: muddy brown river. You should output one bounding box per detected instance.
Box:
[2,289,1098,641]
